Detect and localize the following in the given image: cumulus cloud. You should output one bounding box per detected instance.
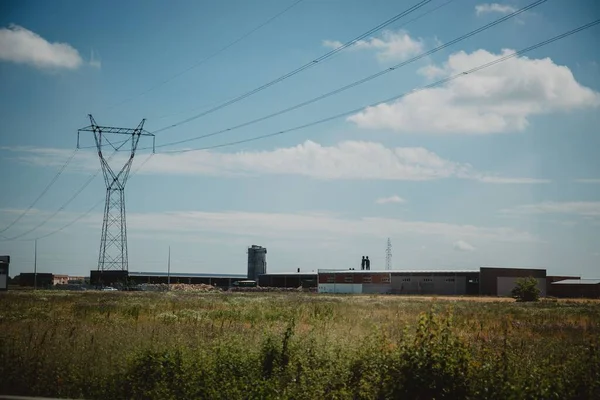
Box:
[348,49,599,134]
[323,30,423,61]
[453,240,476,252]
[501,202,600,217]
[475,3,517,16]
[375,195,406,204]
[0,24,85,69]
[3,141,548,184]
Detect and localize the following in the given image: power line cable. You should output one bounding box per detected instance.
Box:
[0,148,122,241]
[0,148,78,235]
[150,0,457,123]
[152,0,434,134]
[105,0,305,111]
[25,154,155,242]
[147,0,545,150]
[81,0,454,151]
[0,152,153,242]
[160,19,600,154]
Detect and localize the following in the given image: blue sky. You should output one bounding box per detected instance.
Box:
[0,0,599,278]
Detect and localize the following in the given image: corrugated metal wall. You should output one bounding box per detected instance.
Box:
[497,277,546,296]
[390,275,467,295]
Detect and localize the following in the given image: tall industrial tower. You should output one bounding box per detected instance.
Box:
[385,238,392,270]
[78,115,154,271]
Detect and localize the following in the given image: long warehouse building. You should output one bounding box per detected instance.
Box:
[260,266,550,296]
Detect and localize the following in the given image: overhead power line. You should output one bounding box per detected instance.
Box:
[0,153,153,242]
[0,148,78,235]
[147,0,546,150]
[152,0,434,134]
[105,0,306,111]
[80,0,455,150]
[83,0,455,151]
[0,149,122,242]
[160,18,600,154]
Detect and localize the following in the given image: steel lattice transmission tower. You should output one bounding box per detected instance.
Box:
[78,115,154,271]
[385,238,392,270]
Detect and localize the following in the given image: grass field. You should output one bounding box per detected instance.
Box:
[1,291,599,399]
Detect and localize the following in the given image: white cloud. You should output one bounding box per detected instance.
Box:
[472,175,551,184]
[3,141,548,184]
[501,202,600,217]
[349,49,600,134]
[0,24,84,69]
[575,179,600,184]
[453,240,476,252]
[475,3,517,16]
[323,30,423,62]
[376,195,406,204]
[0,207,538,245]
[322,39,343,49]
[125,211,536,243]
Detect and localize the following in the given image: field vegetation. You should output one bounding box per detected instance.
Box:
[1,291,599,399]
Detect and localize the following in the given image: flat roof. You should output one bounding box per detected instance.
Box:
[480,266,546,271]
[129,271,247,279]
[318,269,479,274]
[551,279,600,285]
[259,272,317,276]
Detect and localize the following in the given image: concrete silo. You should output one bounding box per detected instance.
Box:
[247,245,267,281]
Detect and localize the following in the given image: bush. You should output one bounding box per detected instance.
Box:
[511,277,540,302]
[385,309,471,399]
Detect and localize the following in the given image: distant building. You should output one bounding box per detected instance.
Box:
[18,273,85,288]
[0,255,9,291]
[247,245,267,282]
[259,266,554,296]
[550,279,600,298]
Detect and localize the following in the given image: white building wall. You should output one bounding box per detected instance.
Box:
[318,283,363,294]
[362,284,393,294]
[497,277,547,297]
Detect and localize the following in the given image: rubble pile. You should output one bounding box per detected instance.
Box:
[169,283,222,292]
[228,286,303,293]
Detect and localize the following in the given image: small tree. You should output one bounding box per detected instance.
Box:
[511,277,540,302]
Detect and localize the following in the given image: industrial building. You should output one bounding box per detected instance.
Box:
[17,273,84,288]
[258,270,317,288]
[247,245,267,281]
[0,255,9,291]
[549,279,600,298]
[317,269,481,295]
[128,271,246,287]
[7,241,600,298]
[479,267,547,296]
[88,244,268,286]
[260,266,555,296]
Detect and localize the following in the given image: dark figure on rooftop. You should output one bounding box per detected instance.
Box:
[366,256,370,270]
[361,256,366,270]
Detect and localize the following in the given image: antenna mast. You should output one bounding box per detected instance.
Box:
[385,238,392,270]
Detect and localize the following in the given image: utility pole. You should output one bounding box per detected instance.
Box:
[385,238,392,270]
[167,246,171,289]
[34,239,37,290]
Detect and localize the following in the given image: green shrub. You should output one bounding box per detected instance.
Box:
[384,309,471,399]
[511,277,541,302]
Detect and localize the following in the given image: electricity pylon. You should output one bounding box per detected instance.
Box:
[78,115,154,271]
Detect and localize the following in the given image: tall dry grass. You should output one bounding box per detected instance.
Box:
[0,291,599,399]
